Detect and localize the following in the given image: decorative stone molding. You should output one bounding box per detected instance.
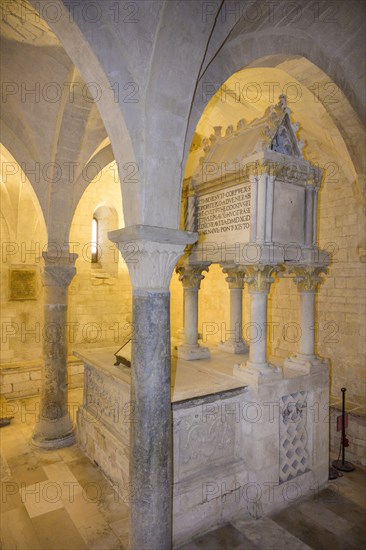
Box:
[184,194,197,233]
[289,265,327,292]
[41,251,77,288]
[244,264,281,293]
[222,267,246,289]
[109,225,198,291]
[176,264,209,289]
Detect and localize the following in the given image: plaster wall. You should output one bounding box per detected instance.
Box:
[68,163,132,349]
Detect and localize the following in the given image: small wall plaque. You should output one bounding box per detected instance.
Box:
[9,268,37,301]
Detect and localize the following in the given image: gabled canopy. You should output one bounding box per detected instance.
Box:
[196,95,305,169]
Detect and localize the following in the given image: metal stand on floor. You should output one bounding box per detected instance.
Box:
[332,387,355,473]
[328,465,338,480]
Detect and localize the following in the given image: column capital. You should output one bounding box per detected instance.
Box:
[176,263,209,289]
[41,251,77,288]
[109,225,197,291]
[222,266,246,289]
[244,264,281,293]
[288,265,327,292]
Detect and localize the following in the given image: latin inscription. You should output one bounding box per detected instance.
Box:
[197,183,251,237]
[9,269,37,301]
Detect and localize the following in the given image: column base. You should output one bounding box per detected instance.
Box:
[219,339,249,355]
[32,414,76,449]
[233,361,283,386]
[175,344,210,361]
[284,354,329,374]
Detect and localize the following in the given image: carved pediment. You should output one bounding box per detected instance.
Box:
[270,114,302,157]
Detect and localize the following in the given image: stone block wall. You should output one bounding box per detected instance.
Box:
[330,403,366,468]
[0,357,84,400]
[316,174,365,408]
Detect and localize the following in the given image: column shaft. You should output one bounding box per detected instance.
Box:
[284,264,328,372]
[248,291,268,366]
[219,268,247,354]
[108,224,198,550]
[32,254,77,449]
[184,288,199,346]
[175,264,210,360]
[129,291,172,550]
[299,291,316,357]
[230,288,242,342]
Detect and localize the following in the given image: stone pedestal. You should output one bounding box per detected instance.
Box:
[219,268,248,354]
[175,264,210,360]
[284,265,328,373]
[109,224,197,550]
[32,251,77,449]
[234,265,282,386]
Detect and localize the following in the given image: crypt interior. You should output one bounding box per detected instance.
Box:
[0,1,365,549]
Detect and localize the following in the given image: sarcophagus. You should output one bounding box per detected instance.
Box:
[184,96,325,266]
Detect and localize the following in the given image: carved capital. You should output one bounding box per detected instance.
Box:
[222,267,246,289]
[289,265,327,292]
[176,264,209,289]
[42,251,77,288]
[244,264,281,293]
[109,225,197,291]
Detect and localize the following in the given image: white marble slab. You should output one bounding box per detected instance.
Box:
[74,347,247,403]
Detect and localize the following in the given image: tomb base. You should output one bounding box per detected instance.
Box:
[75,348,329,547]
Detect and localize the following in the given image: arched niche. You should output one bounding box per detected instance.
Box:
[92,204,119,278]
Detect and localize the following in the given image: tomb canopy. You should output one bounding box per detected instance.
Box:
[183,95,329,268]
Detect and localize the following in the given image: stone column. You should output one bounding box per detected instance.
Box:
[175,264,210,360]
[219,268,248,354]
[284,265,328,372]
[234,265,282,385]
[32,250,77,449]
[109,225,197,550]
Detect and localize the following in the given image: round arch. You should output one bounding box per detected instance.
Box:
[186,31,365,189]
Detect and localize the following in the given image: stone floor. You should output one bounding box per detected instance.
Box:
[179,465,366,550]
[1,389,365,550]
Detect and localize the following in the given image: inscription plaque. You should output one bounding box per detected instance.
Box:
[9,269,37,301]
[197,182,251,244]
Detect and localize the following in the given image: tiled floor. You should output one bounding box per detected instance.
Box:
[1,390,365,550]
[180,467,366,549]
[1,389,129,549]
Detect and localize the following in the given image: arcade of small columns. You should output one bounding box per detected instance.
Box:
[29,226,326,549]
[175,261,326,374]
